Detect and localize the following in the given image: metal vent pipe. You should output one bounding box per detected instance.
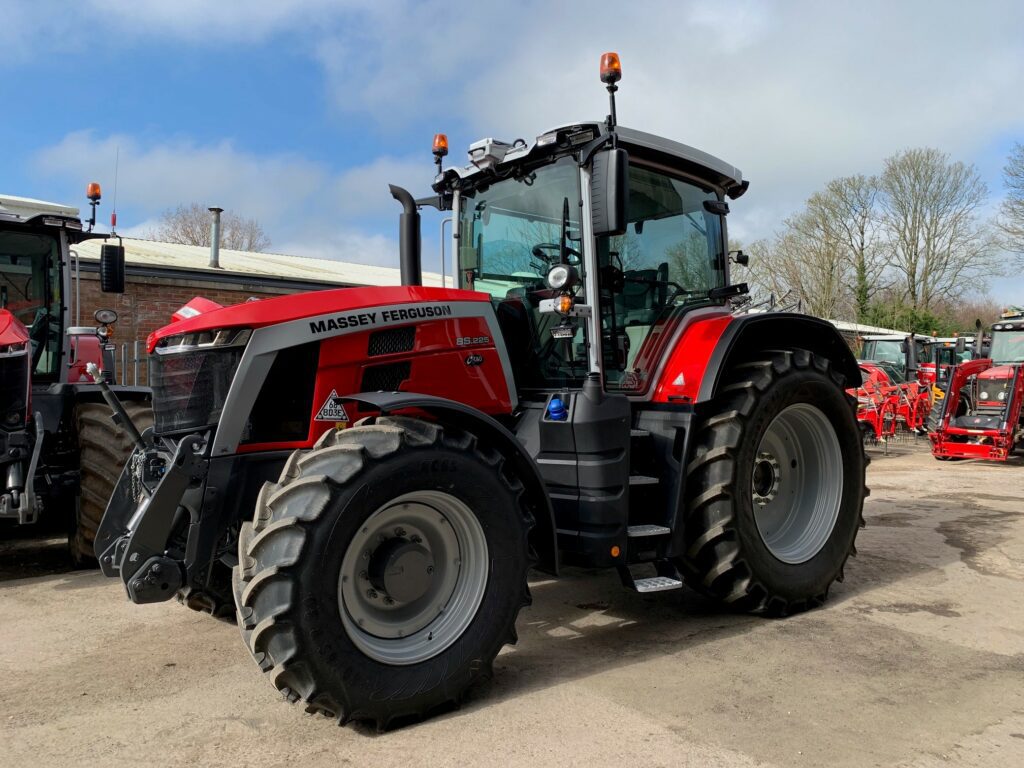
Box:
[208,207,223,269]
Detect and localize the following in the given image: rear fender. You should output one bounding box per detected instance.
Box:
[342,391,559,575]
[696,313,861,402]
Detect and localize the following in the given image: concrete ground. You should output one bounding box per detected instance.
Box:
[1,444,1023,767]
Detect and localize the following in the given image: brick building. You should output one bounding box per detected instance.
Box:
[70,238,446,384]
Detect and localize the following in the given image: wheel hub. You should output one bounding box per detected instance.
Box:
[368,538,434,604]
[338,491,489,665]
[752,452,781,507]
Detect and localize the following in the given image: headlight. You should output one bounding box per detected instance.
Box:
[155,327,251,354]
[980,391,989,399]
[546,264,579,291]
[998,391,1006,400]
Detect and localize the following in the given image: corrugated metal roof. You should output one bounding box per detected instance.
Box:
[71,237,448,288]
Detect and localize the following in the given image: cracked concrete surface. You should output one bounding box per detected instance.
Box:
[1,445,1022,767]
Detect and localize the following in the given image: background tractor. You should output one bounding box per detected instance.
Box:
[929,308,1024,461]
[852,333,932,436]
[0,191,151,564]
[97,54,867,728]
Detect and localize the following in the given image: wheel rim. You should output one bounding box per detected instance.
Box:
[338,490,489,665]
[751,403,843,564]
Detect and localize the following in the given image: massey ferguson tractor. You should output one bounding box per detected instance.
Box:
[96,54,867,728]
[929,308,1024,461]
[0,191,151,564]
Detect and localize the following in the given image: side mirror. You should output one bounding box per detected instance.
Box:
[955,337,966,354]
[730,250,749,266]
[99,243,125,293]
[591,148,629,237]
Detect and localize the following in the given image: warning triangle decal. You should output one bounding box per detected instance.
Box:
[314,389,350,422]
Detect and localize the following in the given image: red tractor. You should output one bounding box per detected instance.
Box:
[97,54,867,727]
[851,333,931,435]
[929,309,1024,461]
[0,191,151,563]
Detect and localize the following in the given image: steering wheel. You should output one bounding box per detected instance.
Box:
[532,243,582,266]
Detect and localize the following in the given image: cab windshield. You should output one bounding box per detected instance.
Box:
[990,330,1024,363]
[0,230,62,377]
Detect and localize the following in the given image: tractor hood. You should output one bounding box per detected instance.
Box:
[978,364,1017,380]
[148,285,487,352]
[0,308,30,347]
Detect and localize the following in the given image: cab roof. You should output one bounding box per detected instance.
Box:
[442,121,745,197]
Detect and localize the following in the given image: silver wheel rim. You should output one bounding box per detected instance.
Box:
[752,403,843,564]
[338,490,489,665]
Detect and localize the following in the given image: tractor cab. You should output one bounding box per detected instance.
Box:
[858,333,927,386]
[447,123,742,397]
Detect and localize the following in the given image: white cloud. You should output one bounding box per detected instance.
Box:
[32,132,428,268]
[15,0,1024,281]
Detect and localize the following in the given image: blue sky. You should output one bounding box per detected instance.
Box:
[4,0,1024,301]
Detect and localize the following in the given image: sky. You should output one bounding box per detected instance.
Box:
[3,0,1024,301]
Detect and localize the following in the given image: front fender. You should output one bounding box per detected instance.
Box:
[342,391,559,575]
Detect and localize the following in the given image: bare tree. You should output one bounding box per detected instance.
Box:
[815,175,887,320]
[878,148,996,310]
[998,142,1024,254]
[151,203,271,252]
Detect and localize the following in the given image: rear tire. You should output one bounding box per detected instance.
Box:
[232,416,533,728]
[70,401,153,567]
[678,350,866,616]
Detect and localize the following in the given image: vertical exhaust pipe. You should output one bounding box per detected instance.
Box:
[389,185,421,286]
[208,207,223,269]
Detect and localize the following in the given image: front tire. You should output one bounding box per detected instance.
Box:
[679,350,866,615]
[232,416,533,728]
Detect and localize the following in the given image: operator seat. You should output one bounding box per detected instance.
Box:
[494,290,544,389]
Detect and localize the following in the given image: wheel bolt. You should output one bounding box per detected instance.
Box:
[411,535,422,544]
[383,597,394,606]
[394,527,406,537]
[426,565,434,575]
[359,570,368,580]
[367,589,378,599]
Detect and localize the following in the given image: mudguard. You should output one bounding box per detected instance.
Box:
[342,391,559,575]
[697,313,861,402]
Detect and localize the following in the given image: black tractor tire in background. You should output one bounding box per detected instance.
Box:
[678,349,867,616]
[70,401,153,567]
[232,416,533,729]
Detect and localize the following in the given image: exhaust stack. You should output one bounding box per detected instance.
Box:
[208,207,223,269]
[389,185,422,286]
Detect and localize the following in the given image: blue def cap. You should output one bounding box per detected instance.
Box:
[547,397,568,421]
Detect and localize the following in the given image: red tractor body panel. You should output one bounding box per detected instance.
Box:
[0,308,30,347]
[651,311,733,403]
[148,286,488,351]
[238,311,514,454]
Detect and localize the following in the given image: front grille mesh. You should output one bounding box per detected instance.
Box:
[368,326,416,356]
[150,347,244,434]
[361,361,411,392]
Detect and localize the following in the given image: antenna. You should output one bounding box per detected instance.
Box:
[110,146,120,233]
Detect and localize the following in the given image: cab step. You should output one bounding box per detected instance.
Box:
[632,575,683,593]
[630,428,651,438]
[627,524,671,537]
[617,561,683,593]
[628,475,659,486]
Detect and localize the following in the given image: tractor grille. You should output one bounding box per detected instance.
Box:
[149,347,245,435]
[368,326,415,356]
[361,361,411,392]
[0,349,29,430]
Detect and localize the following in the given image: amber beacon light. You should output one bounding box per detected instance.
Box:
[600,51,622,84]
